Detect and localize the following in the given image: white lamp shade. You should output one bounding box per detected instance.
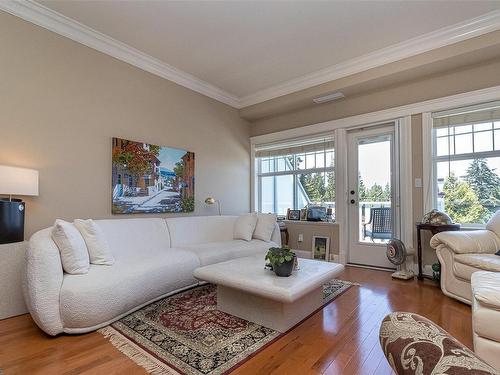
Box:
[0,165,39,196]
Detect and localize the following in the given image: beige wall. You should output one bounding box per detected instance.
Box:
[283,221,339,259]
[0,13,251,237]
[250,57,500,136]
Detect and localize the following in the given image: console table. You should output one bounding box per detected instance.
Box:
[416,222,460,280]
[0,241,28,319]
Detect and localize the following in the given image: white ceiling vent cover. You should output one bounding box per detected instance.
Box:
[313,91,345,104]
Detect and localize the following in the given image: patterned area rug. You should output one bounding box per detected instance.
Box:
[99,279,357,375]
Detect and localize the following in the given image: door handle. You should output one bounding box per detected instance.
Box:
[350,199,356,204]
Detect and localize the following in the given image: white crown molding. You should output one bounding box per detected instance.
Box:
[0,0,242,108]
[240,9,500,107]
[2,1,500,109]
[250,84,500,145]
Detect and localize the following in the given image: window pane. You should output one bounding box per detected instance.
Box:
[454,125,472,134]
[268,157,276,173]
[435,158,500,225]
[297,172,332,206]
[276,157,286,172]
[296,153,306,170]
[326,151,334,168]
[261,159,270,173]
[305,153,315,169]
[433,109,500,225]
[435,127,448,137]
[474,131,493,152]
[455,133,473,154]
[436,137,449,156]
[474,122,492,132]
[260,176,274,213]
[495,130,500,150]
[276,175,294,215]
[315,151,325,168]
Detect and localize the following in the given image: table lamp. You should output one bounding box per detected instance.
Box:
[204,197,221,216]
[0,165,39,244]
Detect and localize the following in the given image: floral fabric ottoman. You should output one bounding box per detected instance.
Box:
[379,312,498,374]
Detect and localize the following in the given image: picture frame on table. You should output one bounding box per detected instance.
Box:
[300,208,307,221]
[286,209,301,221]
[312,236,330,261]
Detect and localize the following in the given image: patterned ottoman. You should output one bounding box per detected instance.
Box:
[379,312,498,374]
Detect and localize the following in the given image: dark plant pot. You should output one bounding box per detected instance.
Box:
[273,258,294,277]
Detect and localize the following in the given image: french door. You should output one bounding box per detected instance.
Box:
[347,124,398,269]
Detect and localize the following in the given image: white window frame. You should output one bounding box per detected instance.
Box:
[425,113,500,227]
[255,139,335,214]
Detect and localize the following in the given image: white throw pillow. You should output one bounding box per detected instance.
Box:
[234,213,258,241]
[74,219,115,265]
[51,219,90,274]
[253,213,278,242]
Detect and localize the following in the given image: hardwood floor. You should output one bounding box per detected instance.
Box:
[0,267,472,375]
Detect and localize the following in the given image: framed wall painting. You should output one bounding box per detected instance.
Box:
[312,236,330,261]
[112,137,195,214]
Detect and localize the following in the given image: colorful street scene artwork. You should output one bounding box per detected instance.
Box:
[112,137,194,214]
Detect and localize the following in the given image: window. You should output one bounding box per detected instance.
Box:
[432,101,500,225]
[255,137,334,216]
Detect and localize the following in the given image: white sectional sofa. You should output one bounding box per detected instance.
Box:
[24,216,280,336]
[430,212,500,304]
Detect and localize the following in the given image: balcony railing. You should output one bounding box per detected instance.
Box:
[359,201,392,243]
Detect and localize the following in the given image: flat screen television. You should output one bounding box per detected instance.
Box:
[306,206,327,222]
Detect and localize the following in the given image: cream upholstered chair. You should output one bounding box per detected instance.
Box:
[471,271,500,370]
[430,211,500,304]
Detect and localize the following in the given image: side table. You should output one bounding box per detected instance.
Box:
[0,241,28,319]
[416,222,460,280]
[280,226,289,246]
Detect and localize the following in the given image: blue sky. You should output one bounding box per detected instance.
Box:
[158,146,188,171]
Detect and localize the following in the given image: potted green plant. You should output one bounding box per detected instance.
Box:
[265,246,296,277]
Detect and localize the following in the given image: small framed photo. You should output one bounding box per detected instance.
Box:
[287,209,301,221]
[312,236,330,261]
[300,208,307,221]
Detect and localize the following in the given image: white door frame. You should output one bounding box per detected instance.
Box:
[346,124,397,268]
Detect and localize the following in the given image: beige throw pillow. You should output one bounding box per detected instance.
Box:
[74,219,115,265]
[253,213,278,242]
[51,219,90,274]
[233,213,258,241]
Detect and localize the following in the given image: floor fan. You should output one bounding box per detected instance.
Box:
[386,239,415,280]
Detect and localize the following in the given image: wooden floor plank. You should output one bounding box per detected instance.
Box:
[0,266,472,374]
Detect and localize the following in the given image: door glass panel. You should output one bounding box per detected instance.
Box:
[357,136,392,244]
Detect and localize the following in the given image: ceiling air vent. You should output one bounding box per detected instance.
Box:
[313,91,345,104]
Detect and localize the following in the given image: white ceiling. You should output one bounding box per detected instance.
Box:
[34,1,500,105]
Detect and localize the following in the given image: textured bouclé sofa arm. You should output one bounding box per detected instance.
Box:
[430,230,500,254]
[23,228,65,335]
[379,312,498,374]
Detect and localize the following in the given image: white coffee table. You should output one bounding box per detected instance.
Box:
[193,255,344,332]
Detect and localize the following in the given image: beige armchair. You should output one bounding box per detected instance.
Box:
[430,211,500,304]
[472,271,500,370]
